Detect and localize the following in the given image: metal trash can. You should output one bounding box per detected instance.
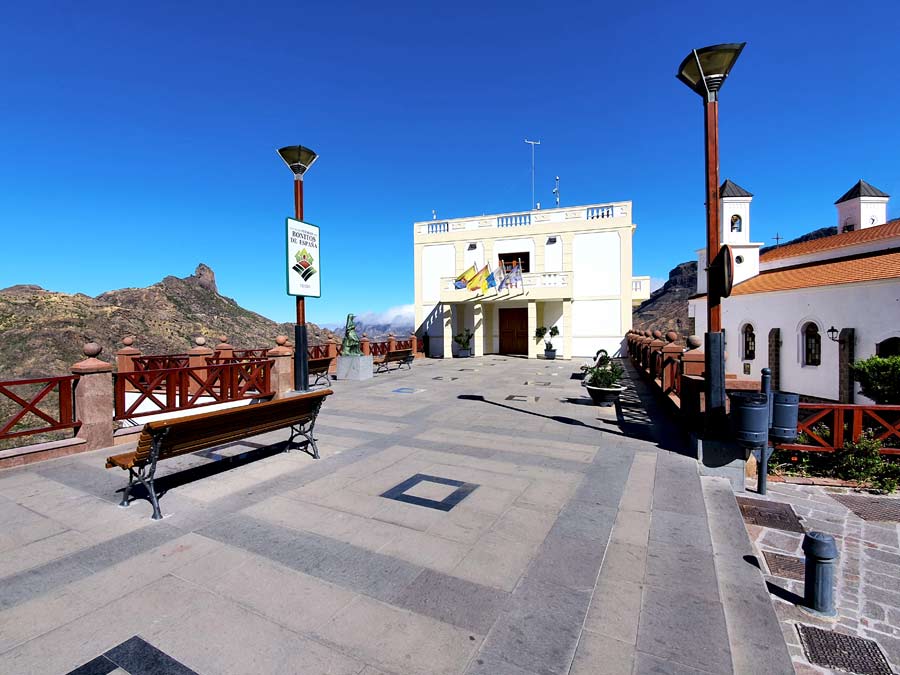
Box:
[728,392,769,449]
[770,391,800,444]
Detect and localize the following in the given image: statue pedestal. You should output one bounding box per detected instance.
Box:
[336,355,373,381]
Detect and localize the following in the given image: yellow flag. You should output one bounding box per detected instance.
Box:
[455,265,477,283]
[467,265,489,291]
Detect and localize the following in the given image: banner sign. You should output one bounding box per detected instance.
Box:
[286,218,321,297]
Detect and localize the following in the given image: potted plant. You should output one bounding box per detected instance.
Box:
[581,360,625,405]
[535,326,560,359]
[454,329,473,357]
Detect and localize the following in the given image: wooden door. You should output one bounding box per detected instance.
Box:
[499,308,528,355]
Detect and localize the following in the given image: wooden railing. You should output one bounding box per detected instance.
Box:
[114,360,273,420]
[230,348,269,359]
[308,344,329,359]
[780,404,900,456]
[132,354,191,371]
[395,339,413,350]
[0,375,80,441]
[370,341,390,356]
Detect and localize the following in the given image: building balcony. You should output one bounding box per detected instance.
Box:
[415,202,631,238]
[439,271,572,303]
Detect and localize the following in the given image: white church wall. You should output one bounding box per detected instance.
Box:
[722,280,900,402]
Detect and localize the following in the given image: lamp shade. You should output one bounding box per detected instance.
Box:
[277,145,318,176]
[676,43,746,98]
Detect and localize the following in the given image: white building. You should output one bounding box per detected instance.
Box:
[689,179,900,402]
[413,201,650,359]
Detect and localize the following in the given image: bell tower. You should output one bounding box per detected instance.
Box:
[718,179,760,285]
[835,180,889,233]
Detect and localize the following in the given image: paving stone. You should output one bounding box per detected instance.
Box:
[569,630,635,675]
[611,508,652,547]
[552,502,617,542]
[637,585,732,674]
[390,568,508,634]
[598,540,647,585]
[648,509,712,551]
[632,651,715,674]
[529,531,607,592]
[452,532,540,592]
[644,541,719,600]
[583,577,643,644]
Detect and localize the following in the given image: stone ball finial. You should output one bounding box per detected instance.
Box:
[122,336,134,347]
[643,330,652,338]
[82,342,102,358]
[275,335,288,346]
[665,331,678,343]
[687,335,703,350]
[218,335,228,344]
[195,336,206,346]
[362,333,368,338]
[652,330,663,339]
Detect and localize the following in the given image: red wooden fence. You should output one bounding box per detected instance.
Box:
[114,360,273,420]
[780,403,900,456]
[0,375,80,441]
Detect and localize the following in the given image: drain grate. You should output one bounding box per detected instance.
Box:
[523,381,551,386]
[829,493,900,522]
[736,497,805,533]
[797,625,892,675]
[432,376,458,381]
[762,550,805,580]
[505,395,539,403]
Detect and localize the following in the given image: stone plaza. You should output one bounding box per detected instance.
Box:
[0,355,887,674]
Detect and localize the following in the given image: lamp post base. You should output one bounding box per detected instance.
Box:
[294,323,309,392]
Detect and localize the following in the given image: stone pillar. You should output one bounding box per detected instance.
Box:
[662,332,683,395]
[649,331,666,381]
[188,337,214,394]
[361,334,371,356]
[387,333,397,352]
[442,304,453,359]
[72,343,114,451]
[116,336,140,373]
[473,302,484,357]
[268,336,294,396]
[682,336,705,377]
[767,328,781,392]
[527,300,538,359]
[214,335,234,359]
[410,332,419,358]
[839,327,855,403]
[327,337,338,374]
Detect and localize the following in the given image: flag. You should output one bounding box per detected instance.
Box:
[467,265,489,291]
[454,264,476,289]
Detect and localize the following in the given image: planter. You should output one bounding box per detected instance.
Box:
[457,349,471,358]
[544,349,556,360]
[585,384,625,406]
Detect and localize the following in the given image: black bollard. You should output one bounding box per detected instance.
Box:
[758,368,772,495]
[802,532,839,617]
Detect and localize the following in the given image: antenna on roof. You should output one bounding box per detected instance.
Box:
[773,232,783,247]
[432,209,436,221]
[525,139,541,209]
[552,176,560,207]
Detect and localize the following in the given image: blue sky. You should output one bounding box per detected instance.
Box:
[2,1,898,325]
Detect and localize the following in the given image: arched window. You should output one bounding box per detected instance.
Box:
[803,323,821,366]
[731,214,742,232]
[877,337,900,357]
[742,324,756,360]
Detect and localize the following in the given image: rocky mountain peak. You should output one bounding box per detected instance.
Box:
[191,263,218,294]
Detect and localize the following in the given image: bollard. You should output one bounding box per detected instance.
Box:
[802,532,839,617]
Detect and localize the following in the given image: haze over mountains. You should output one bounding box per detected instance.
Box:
[0,264,335,379]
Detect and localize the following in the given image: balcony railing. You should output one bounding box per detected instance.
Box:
[440,271,571,298]
[587,206,614,219]
[497,214,531,228]
[416,202,630,236]
[0,375,80,442]
[427,221,449,234]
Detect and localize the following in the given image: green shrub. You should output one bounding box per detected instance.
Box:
[583,361,624,388]
[834,431,899,494]
[850,355,900,404]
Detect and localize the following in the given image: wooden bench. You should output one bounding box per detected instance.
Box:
[105,389,332,520]
[373,349,414,374]
[307,356,334,387]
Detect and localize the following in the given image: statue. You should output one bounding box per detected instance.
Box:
[341,313,362,355]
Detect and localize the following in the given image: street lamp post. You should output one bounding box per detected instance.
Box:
[676,42,745,434]
[277,144,319,392]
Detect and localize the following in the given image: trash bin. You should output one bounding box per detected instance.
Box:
[728,391,769,449]
[770,391,799,444]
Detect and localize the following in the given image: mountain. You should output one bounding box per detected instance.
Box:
[632,262,696,335]
[0,264,336,379]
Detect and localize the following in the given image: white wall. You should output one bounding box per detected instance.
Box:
[544,235,563,272]
[572,299,621,357]
[421,244,456,304]
[720,197,751,245]
[572,231,620,297]
[722,280,900,401]
[494,237,535,268]
[464,241,485,272]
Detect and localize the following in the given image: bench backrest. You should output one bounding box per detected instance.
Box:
[307,357,333,373]
[384,349,413,362]
[132,389,332,465]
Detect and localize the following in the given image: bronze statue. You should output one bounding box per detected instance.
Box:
[341,313,362,356]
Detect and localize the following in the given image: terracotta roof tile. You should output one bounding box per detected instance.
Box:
[732,249,900,296]
[760,219,900,262]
